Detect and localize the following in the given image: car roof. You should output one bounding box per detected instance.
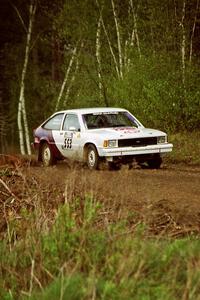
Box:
[55,107,127,115]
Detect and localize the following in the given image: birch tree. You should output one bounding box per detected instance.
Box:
[63,58,79,107]
[180,0,186,95]
[63,43,84,107]
[55,46,77,110]
[17,0,36,155]
[189,0,199,64]
[96,16,103,100]
[96,0,120,79]
[129,0,141,58]
[111,0,123,79]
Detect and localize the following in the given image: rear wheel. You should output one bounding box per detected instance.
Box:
[147,155,162,169]
[41,143,56,166]
[86,145,99,170]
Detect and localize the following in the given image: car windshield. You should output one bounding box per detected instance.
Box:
[82,111,139,129]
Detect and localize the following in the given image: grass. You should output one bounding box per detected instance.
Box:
[1,193,200,300]
[168,131,200,165]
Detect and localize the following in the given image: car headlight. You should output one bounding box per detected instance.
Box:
[157,136,167,144]
[103,140,118,147]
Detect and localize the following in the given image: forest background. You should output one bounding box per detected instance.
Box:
[1,2,200,299]
[0,0,200,154]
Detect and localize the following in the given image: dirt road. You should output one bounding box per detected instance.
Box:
[1,157,200,237]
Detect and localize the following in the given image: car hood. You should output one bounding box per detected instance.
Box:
[88,127,166,139]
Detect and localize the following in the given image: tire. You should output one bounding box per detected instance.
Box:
[86,144,99,170]
[41,143,56,167]
[147,155,162,169]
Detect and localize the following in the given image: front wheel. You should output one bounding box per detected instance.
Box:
[41,143,56,166]
[147,155,162,169]
[86,145,99,170]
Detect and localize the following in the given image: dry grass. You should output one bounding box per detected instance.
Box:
[1,155,200,299]
[1,154,200,239]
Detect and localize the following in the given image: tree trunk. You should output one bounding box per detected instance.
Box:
[129,0,141,58]
[55,46,77,111]
[189,0,199,64]
[18,0,36,155]
[96,16,103,100]
[63,53,80,107]
[96,0,120,78]
[100,15,120,78]
[111,0,123,78]
[17,96,25,154]
[22,99,31,155]
[180,0,186,93]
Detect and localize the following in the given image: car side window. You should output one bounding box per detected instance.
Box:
[62,114,80,131]
[43,113,64,130]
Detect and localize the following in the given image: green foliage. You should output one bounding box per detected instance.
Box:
[1,193,200,300]
[168,131,200,165]
[108,54,200,132]
[2,0,200,152]
[28,275,85,300]
[40,196,103,272]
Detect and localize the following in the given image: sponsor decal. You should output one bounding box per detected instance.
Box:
[62,132,74,149]
[114,127,140,134]
[62,133,80,150]
[64,132,73,138]
[62,137,73,149]
[93,112,118,115]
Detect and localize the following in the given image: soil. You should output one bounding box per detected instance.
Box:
[0,154,200,238]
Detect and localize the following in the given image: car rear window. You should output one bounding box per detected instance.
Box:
[43,113,64,130]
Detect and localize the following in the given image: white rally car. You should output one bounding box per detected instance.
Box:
[33,107,173,169]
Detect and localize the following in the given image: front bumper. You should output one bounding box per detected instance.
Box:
[98,143,173,157]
